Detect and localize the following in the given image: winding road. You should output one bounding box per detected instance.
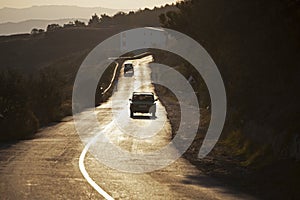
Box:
[0,56,255,200]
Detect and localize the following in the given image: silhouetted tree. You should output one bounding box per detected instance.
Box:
[31,28,39,35]
[47,24,62,32]
[88,14,101,27]
[63,21,75,28]
[113,11,127,19]
[31,28,44,35]
[74,20,86,27]
[100,14,112,23]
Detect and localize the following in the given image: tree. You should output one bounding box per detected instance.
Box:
[31,28,39,35]
[88,14,101,27]
[113,11,126,18]
[74,20,86,27]
[31,28,44,35]
[100,14,112,23]
[63,21,75,28]
[46,24,61,32]
[128,11,135,15]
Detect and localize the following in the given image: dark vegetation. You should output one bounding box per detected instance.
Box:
[156,0,300,199]
[28,5,177,34]
[158,0,300,165]
[0,5,177,140]
[1,0,299,197]
[0,69,63,139]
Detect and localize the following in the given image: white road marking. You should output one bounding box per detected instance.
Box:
[102,62,119,94]
[78,56,156,199]
[78,60,119,199]
[79,122,114,200]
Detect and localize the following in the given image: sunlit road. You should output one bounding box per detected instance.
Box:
[0,56,255,199]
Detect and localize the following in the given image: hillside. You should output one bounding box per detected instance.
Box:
[1,2,299,198]
[0,5,127,23]
[0,4,177,72]
[0,4,177,140]
[0,19,89,35]
[158,0,300,198]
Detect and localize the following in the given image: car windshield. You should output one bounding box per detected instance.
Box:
[125,64,132,68]
[133,94,154,102]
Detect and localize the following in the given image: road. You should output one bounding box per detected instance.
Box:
[0,56,255,200]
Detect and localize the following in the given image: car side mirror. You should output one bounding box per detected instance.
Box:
[129,98,132,101]
[155,98,159,101]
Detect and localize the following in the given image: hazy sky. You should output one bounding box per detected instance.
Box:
[0,0,178,9]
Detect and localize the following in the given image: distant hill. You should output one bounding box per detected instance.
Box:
[0,4,177,140]
[0,4,177,71]
[0,5,130,23]
[0,19,89,35]
[0,5,176,36]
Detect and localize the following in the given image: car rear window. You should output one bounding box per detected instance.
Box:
[133,95,154,101]
[125,64,133,68]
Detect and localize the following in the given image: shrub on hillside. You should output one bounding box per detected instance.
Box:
[0,69,65,140]
[0,71,39,140]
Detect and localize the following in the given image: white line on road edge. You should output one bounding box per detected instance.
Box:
[79,123,114,200]
[102,62,119,95]
[78,60,119,200]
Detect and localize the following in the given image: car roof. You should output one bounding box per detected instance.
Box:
[133,92,154,95]
[124,61,133,65]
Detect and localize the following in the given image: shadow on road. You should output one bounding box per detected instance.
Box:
[181,174,255,199]
[124,72,134,77]
[0,141,19,150]
[131,115,157,120]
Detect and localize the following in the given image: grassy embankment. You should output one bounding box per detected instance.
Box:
[153,0,300,198]
[0,4,177,140]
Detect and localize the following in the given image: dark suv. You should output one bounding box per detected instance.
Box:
[124,62,134,75]
[129,92,158,117]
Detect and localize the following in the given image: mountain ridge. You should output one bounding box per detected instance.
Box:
[0,5,132,23]
[0,18,89,35]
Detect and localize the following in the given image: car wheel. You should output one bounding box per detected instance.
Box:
[130,110,134,118]
[152,112,156,117]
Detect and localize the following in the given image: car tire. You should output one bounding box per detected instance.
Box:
[150,106,156,117]
[152,112,156,117]
[130,110,134,118]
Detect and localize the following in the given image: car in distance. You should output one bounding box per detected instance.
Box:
[129,92,158,117]
[123,61,134,76]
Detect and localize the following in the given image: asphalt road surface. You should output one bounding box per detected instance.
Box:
[0,56,255,200]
